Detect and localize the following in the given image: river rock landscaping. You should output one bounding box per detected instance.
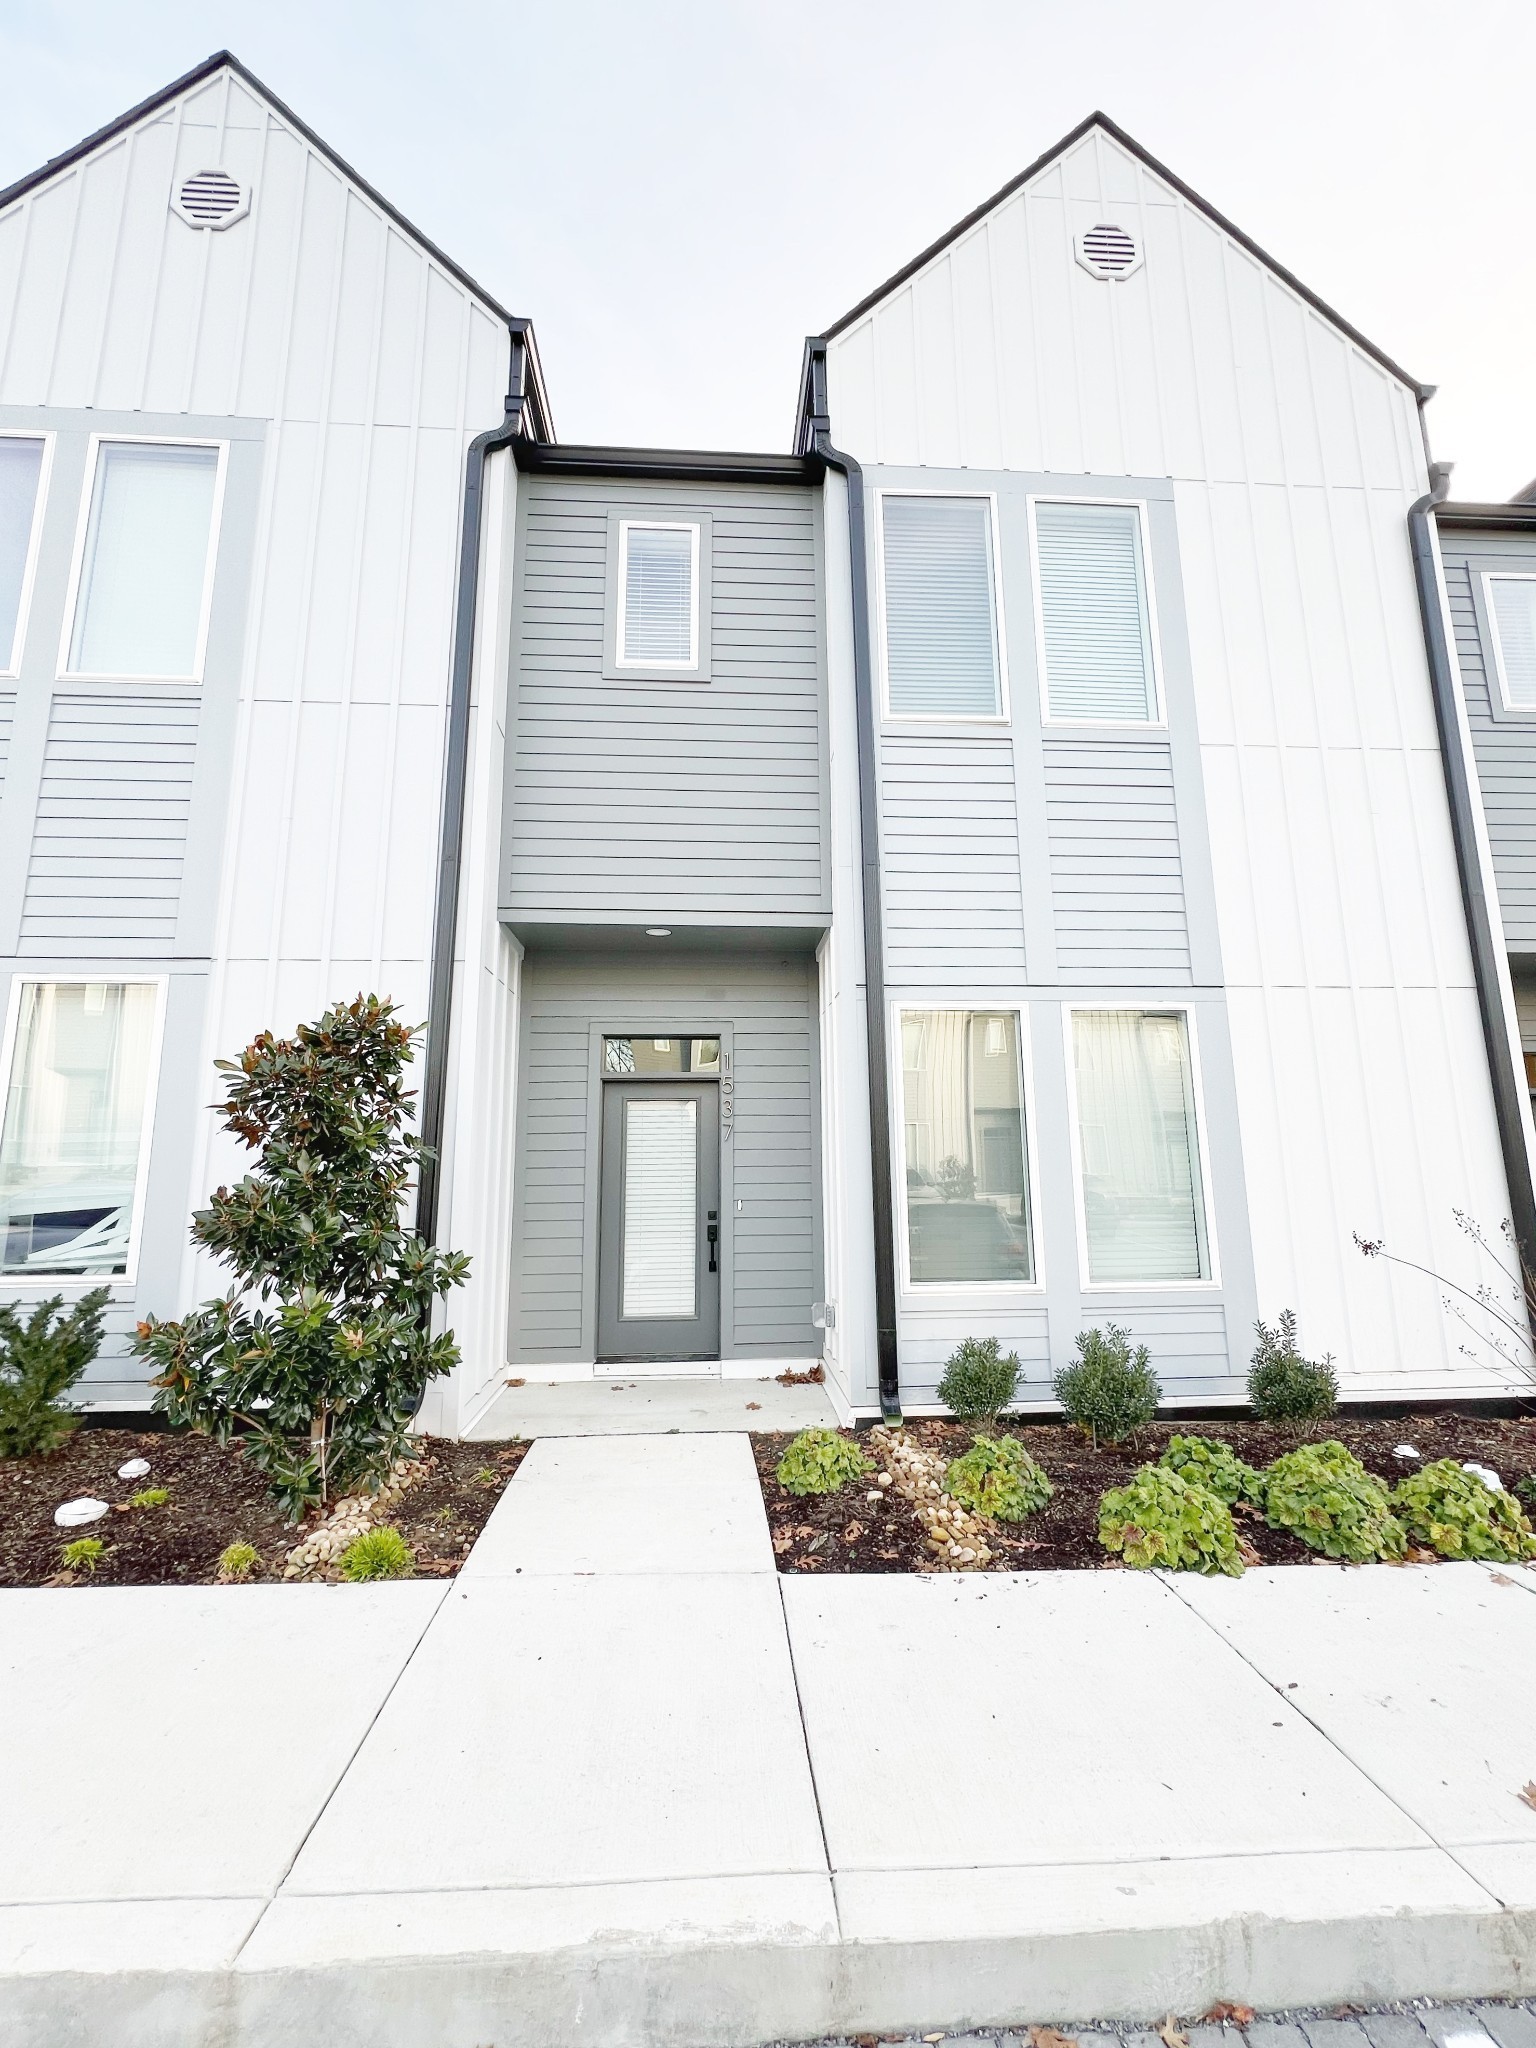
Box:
[0,1428,528,1588]
[753,1411,1536,1573]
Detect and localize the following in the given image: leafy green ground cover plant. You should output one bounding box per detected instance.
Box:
[59,1537,106,1574]
[936,1337,1022,1430]
[1263,1441,1406,1560]
[1159,1434,1263,1506]
[1098,1464,1244,1575]
[339,1525,414,1581]
[218,1541,260,1580]
[0,1289,110,1458]
[135,995,469,1519]
[128,1486,169,1509]
[1393,1459,1536,1562]
[944,1436,1053,1522]
[776,1427,873,1496]
[1248,1311,1338,1420]
[1054,1325,1159,1446]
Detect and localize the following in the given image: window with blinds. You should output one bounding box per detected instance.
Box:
[618,521,698,667]
[880,495,1002,718]
[1071,1008,1210,1285]
[1486,575,1536,710]
[1034,501,1158,722]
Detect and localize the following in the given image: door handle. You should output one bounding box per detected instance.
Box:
[707,1221,719,1273]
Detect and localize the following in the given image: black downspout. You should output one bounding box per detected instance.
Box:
[1408,459,1536,1288]
[414,326,532,1253]
[802,341,902,1422]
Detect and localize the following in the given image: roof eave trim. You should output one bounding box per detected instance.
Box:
[1435,502,1536,531]
[515,442,818,484]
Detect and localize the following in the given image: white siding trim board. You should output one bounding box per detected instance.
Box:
[0,428,55,679]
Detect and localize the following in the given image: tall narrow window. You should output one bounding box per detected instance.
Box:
[1071,1009,1208,1284]
[0,437,46,674]
[881,495,1002,717]
[1034,500,1158,721]
[900,1010,1032,1284]
[0,981,160,1276]
[68,442,220,678]
[618,521,698,667]
[621,1095,698,1317]
[1486,575,1536,710]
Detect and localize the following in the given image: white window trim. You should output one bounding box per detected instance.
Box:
[56,434,229,685]
[1028,493,1167,729]
[1481,570,1536,717]
[891,999,1044,1295]
[0,972,169,1290]
[874,488,1011,726]
[1061,998,1220,1292]
[0,429,55,680]
[615,518,701,671]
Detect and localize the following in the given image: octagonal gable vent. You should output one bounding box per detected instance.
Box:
[171,169,250,231]
[1075,222,1142,282]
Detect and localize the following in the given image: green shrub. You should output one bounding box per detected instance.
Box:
[218,1540,260,1580]
[944,1436,1053,1522]
[1262,1441,1406,1561]
[1248,1311,1338,1420]
[775,1427,873,1496]
[128,1486,169,1508]
[1518,1474,1536,1515]
[59,1536,106,1574]
[1054,1325,1159,1446]
[1159,1433,1264,1507]
[1393,1459,1536,1562]
[1098,1465,1244,1576]
[936,1336,1022,1430]
[0,1289,111,1459]
[338,1526,414,1581]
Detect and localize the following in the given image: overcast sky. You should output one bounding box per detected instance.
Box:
[3,0,1533,497]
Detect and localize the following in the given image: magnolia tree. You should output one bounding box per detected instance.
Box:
[135,995,468,1518]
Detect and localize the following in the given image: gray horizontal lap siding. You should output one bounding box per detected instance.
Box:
[505,479,828,922]
[1442,538,1536,946]
[882,735,1027,983]
[1044,737,1191,979]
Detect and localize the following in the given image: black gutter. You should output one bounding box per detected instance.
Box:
[1409,462,1536,1290]
[797,339,901,1422]
[414,326,539,1251]
[1435,501,1536,531]
[516,442,816,486]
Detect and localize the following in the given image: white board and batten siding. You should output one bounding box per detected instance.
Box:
[827,120,1516,1401]
[0,61,516,1406]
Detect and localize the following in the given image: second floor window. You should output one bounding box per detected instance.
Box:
[1034,500,1159,723]
[1486,574,1536,710]
[0,435,47,675]
[617,520,699,668]
[880,494,1003,718]
[67,441,221,680]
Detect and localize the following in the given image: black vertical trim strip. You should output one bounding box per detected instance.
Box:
[1409,470,1536,1291]
[801,340,902,1420]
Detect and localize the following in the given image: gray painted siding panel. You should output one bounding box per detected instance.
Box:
[505,480,827,922]
[1443,544,1536,946]
[882,736,1027,983]
[511,951,820,1363]
[1044,738,1191,979]
[20,691,198,956]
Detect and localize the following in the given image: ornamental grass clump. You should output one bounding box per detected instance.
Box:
[944,1436,1053,1523]
[776,1427,873,1496]
[936,1336,1022,1431]
[1393,1459,1536,1562]
[1098,1464,1244,1576]
[134,995,469,1521]
[1054,1325,1160,1447]
[59,1536,106,1575]
[1248,1311,1338,1420]
[1262,1440,1406,1562]
[1159,1433,1264,1507]
[338,1526,414,1582]
[218,1540,260,1581]
[0,1289,110,1459]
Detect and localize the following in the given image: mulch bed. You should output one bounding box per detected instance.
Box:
[754,1412,1536,1574]
[0,1429,529,1588]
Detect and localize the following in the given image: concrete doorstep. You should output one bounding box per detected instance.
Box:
[2,1433,1535,2047]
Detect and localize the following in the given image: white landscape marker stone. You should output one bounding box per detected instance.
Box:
[1462,1461,1504,1492]
[1393,1444,1421,1459]
[54,1498,109,1528]
[116,1458,151,1481]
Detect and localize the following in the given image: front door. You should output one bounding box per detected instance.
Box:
[597,1081,720,1362]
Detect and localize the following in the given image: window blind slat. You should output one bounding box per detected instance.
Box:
[621,526,695,665]
[1490,577,1536,708]
[882,498,1001,717]
[621,1096,697,1318]
[1036,502,1156,722]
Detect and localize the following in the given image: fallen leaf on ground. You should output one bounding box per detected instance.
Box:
[1031,2027,1079,2048]
[504,1377,525,1387]
[1160,2019,1190,2048]
[771,1533,795,1554]
[842,1522,864,1543]
[1518,1781,1536,1812]
[745,1401,761,1410]
[776,1363,826,1385]
[1490,1572,1516,1586]
[1203,2003,1256,2026]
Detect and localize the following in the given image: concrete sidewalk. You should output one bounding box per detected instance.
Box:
[3,1432,1535,2048]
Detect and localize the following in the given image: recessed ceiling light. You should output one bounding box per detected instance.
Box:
[645,927,671,937]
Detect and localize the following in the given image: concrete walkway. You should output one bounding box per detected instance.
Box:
[4,1433,1535,2048]
[468,1374,841,1439]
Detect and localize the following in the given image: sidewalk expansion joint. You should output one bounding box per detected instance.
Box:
[776,1574,842,1942]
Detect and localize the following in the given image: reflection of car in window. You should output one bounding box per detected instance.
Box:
[1,1189,132,1273]
[906,1187,1031,1284]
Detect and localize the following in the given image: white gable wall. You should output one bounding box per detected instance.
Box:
[825,127,1514,1396]
[0,65,513,1404]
